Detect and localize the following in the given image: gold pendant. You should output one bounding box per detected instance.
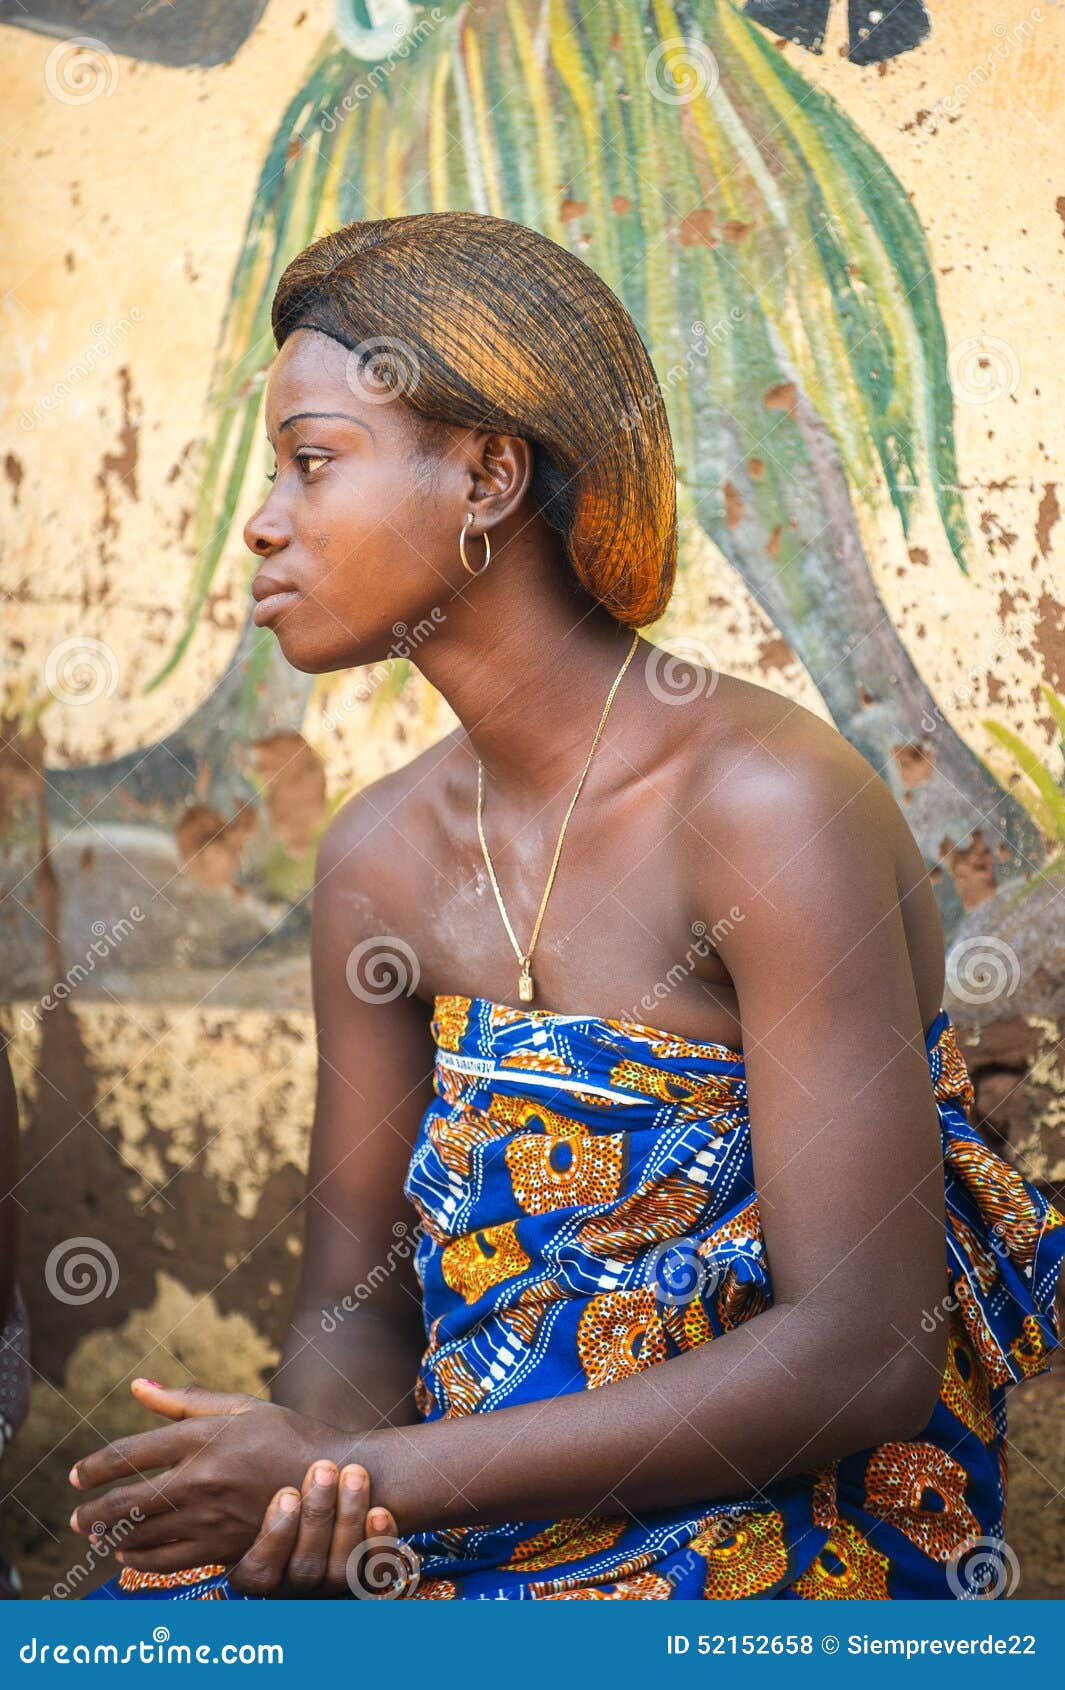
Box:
[518,962,535,1002]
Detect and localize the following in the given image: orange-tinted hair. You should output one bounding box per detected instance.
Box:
[271,212,677,628]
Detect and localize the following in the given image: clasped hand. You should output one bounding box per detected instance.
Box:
[68,1379,413,1597]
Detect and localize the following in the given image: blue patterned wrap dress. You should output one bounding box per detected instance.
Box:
[89,993,1065,1601]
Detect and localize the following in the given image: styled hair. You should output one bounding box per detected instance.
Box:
[271,212,677,628]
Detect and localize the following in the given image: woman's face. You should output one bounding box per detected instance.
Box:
[243,327,462,672]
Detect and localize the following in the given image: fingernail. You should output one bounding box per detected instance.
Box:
[369,1509,389,1532]
[69,1509,81,1533]
[279,1491,300,1513]
[133,1378,162,1389]
[342,1466,366,1491]
[68,1465,81,1488]
[114,1551,125,1563]
[314,1463,335,1486]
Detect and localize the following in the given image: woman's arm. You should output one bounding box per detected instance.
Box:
[267,795,437,1431]
[71,786,446,1566]
[72,731,950,1559]
[325,733,950,1531]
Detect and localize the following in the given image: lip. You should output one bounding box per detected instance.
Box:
[251,574,300,627]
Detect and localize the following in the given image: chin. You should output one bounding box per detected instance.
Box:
[269,624,370,675]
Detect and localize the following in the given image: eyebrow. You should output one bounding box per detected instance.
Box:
[275,410,376,441]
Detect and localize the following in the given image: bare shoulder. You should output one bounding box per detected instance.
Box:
[676,673,907,882]
[313,727,462,926]
[668,669,946,1029]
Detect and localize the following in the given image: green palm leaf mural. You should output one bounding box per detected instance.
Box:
[53,0,1041,929]
[984,686,1065,850]
[151,0,967,693]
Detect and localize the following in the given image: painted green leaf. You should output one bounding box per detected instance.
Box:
[150,0,972,688]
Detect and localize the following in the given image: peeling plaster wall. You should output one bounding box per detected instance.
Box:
[2,0,1064,1599]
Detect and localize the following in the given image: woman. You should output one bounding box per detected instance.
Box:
[75,213,1064,1601]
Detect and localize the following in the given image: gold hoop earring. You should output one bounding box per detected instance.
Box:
[459,512,491,576]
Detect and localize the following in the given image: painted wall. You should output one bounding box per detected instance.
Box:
[1,0,1063,1597]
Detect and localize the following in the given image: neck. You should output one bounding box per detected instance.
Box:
[415,528,643,800]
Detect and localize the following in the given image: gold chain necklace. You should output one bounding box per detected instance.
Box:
[476,630,640,1004]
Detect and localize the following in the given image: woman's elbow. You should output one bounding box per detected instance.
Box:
[891,1345,948,1441]
[846,1315,948,1446]
[804,1296,948,1454]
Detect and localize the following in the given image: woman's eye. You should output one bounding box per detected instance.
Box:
[296,452,329,477]
[264,453,328,485]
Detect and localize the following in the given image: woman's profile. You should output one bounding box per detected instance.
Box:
[71,212,1065,1602]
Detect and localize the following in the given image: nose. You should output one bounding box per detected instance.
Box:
[244,497,289,558]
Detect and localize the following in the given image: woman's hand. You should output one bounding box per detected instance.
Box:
[222,1461,416,1598]
[69,1380,367,1571]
